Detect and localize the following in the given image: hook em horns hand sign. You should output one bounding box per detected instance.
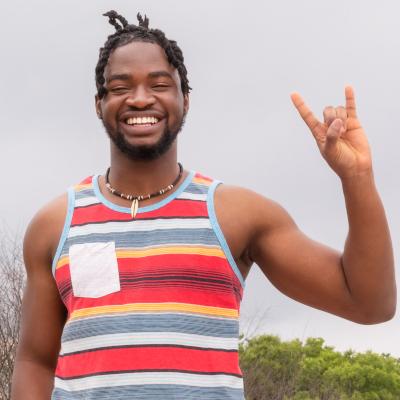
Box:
[290,86,372,180]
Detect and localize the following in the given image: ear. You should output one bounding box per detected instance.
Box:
[95,94,102,119]
[183,94,190,115]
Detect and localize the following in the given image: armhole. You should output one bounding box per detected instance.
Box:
[51,187,75,277]
[207,180,246,288]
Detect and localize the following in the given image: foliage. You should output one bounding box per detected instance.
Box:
[239,335,400,400]
[0,232,25,400]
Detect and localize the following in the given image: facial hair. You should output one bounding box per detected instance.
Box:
[103,115,186,161]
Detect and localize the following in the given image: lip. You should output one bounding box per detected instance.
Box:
[119,110,165,121]
[120,118,164,136]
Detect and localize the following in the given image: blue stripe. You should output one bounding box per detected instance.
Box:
[52,384,244,399]
[183,182,209,195]
[206,181,245,288]
[75,188,96,199]
[92,171,195,214]
[62,313,239,342]
[59,228,220,257]
[52,187,75,276]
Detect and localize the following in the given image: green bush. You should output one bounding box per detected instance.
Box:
[239,335,400,400]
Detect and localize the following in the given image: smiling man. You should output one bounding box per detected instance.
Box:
[11,10,396,400]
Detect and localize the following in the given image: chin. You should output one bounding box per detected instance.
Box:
[114,132,177,161]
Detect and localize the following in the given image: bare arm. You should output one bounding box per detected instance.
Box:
[11,195,67,399]
[340,171,395,321]
[285,86,396,322]
[216,87,395,324]
[242,181,395,324]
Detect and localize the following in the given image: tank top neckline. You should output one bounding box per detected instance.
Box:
[92,170,196,215]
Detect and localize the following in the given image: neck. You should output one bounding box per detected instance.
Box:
[108,143,181,195]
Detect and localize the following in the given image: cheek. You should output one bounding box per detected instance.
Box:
[101,99,120,120]
[166,95,185,120]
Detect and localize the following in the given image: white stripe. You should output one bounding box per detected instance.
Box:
[55,371,243,391]
[177,192,207,201]
[75,196,100,207]
[69,218,211,238]
[117,243,221,251]
[60,332,238,355]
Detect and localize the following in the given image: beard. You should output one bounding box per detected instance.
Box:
[103,115,185,161]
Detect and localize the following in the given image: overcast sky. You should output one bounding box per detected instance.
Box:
[1,0,400,356]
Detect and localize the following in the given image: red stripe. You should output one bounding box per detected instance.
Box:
[56,254,241,311]
[71,200,208,226]
[71,285,239,311]
[118,254,230,271]
[78,176,93,185]
[56,346,240,378]
[56,255,232,282]
[55,264,71,281]
[57,254,240,311]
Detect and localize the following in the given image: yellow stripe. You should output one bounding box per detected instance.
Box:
[56,256,69,269]
[71,302,238,320]
[74,183,92,191]
[192,177,212,185]
[56,246,225,270]
[116,246,225,258]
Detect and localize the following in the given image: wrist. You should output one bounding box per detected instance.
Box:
[340,169,375,191]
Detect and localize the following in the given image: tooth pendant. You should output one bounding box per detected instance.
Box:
[131,198,139,219]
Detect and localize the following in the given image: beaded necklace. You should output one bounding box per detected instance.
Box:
[105,163,183,218]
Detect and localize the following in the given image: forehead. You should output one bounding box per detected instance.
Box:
[104,41,179,81]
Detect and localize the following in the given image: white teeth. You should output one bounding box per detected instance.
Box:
[125,117,159,125]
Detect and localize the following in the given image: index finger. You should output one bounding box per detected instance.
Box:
[345,86,358,118]
[290,92,321,133]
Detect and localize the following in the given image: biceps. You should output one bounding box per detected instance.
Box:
[251,226,356,316]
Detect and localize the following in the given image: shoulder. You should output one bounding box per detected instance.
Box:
[213,183,295,232]
[23,192,69,273]
[210,183,297,271]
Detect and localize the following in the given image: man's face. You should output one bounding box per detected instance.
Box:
[96,41,189,160]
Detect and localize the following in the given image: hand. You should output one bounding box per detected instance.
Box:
[291,86,372,180]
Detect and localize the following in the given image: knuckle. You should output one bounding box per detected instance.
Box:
[304,111,313,119]
[336,105,346,112]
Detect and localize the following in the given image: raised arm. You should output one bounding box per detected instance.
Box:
[286,86,396,321]
[215,87,396,324]
[11,195,67,400]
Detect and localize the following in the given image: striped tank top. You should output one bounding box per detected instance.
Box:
[51,171,245,399]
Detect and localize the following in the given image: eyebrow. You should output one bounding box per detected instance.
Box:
[106,71,174,84]
[106,73,130,83]
[148,71,174,80]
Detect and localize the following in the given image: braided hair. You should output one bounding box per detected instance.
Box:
[95,10,191,99]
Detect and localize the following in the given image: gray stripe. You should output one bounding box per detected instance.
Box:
[60,229,219,257]
[183,183,209,195]
[52,384,244,400]
[62,313,239,342]
[75,189,95,199]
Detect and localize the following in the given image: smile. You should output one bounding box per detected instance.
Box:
[125,117,159,126]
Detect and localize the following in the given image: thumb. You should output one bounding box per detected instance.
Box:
[325,118,344,152]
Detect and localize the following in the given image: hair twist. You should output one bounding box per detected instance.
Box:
[95,10,191,99]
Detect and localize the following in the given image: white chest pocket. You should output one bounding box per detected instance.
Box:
[69,242,121,298]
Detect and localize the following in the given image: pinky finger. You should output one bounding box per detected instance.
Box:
[345,86,358,118]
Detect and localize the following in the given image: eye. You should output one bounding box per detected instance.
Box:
[152,83,170,91]
[109,86,129,94]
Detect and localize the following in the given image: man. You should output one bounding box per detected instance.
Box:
[11,10,396,400]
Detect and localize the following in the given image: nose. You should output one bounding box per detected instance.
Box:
[125,86,156,108]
